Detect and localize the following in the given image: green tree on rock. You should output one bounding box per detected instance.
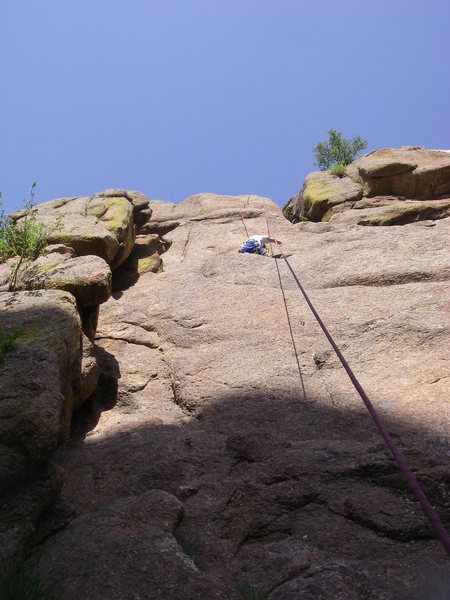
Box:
[313,129,368,176]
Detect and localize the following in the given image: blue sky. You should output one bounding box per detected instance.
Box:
[1,0,449,213]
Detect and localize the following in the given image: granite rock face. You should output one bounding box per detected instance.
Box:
[4,253,113,308]
[287,170,363,221]
[31,193,449,599]
[0,190,156,562]
[11,188,152,270]
[0,291,81,493]
[347,146,450,199]
[285,146,450,224]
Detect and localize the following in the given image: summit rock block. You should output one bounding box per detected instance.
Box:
[285,146,450,224]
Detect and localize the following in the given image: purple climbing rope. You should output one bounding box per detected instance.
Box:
[240,210,249,238]
[264,211,450,557]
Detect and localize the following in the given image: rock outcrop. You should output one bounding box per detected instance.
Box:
[5,253,113,307]
[0,290,84,557]
[0,290,82,460]
[347,146,450,199]
[1,164,449,597]
[0,189,154,562]
[10,188,152,271]
[285,146,450,224]
[23,189,449,599]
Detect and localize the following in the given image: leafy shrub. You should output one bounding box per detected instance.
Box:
[0,183,59,290]
[329,162,347,178]
[313,129,368,171]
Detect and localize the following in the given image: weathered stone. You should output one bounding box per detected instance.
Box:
[0,290,81,492]
[37,491,229,600]
[86,195,135,269]
[0,258,16,291]
[44,244,75,256]
[93,188,149,212]
[285,147,450,225]
[16,254,112,307]
[92,188,152,230]
[288,171,363,221]
[346,146,450,199]
[34,193,449,599]
[326,197,450,225]
[0,462,63,561]
[112,234,168,291]
[16,193,138,269]
[72,334,100,410]
[134,207,153,227]
[32,197,120,263]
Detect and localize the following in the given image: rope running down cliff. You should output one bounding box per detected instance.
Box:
[260,209,450,557]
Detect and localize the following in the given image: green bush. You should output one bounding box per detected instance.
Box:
[329,162,347,178]
[0,183,59,291]
[313,129,368,171]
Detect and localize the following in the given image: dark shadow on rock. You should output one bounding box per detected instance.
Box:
[79,305,99,340]
[34,385,450,600]
[112,235,171,292]
[70,344,120,441]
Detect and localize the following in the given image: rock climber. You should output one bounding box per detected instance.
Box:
[238,234,282,256]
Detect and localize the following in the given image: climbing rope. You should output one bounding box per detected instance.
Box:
[267,238,307,402]
[239,201,250,239]
[239,210,249,238]
[263,210,450,556]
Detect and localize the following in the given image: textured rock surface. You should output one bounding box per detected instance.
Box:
[10,253,112,308]
[286,147,450,224]
[286,171,363,221]
[347,146,450,199]
[33,194,449,598]
[326,197,450,226]
[0,290,81,492]
[12,188,152,270]
[111,234,168,292]
[72,334,101,410]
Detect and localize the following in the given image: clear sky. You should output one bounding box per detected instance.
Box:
[1,0,449,214]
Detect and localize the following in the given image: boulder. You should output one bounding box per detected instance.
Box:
[326,197,450,226]
[0,258,16,291]
[285,147,450,224]
[92,188,152,231]
[15,254,112,308]
[86,194,135,269]
[346,146,450,199]
[12,191,147,270]
[0,290,81,492]
[284,171,363,221]
[17,196,121,265]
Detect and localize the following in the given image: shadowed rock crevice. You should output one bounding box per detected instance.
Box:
[112,233,172,292]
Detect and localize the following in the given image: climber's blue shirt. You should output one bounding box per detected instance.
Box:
[239,239,267,255]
